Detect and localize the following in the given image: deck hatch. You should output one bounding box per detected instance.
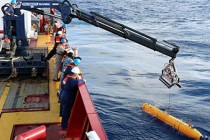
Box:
[1,77,49,114]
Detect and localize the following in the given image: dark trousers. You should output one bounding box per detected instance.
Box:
[45,44,57,60]
[61,91,76,129]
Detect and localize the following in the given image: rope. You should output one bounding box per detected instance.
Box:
[168,92,171,114]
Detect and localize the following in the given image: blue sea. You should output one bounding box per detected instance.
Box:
[66,0,210,139]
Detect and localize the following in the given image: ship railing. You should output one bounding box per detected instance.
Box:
[66,82,108,140]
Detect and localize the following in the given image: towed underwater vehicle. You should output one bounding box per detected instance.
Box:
[142,103,208,140]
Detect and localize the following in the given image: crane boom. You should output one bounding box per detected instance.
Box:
[18,0,179,58]
[72,11,179,58]
[4,0,180,88]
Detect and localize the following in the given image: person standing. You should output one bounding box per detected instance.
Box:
[58,23,67,34]
[4,0,16,16]
[61,67,84,130]
[58,57,81,104]
[3,0,18,46]
[63,58,81,79]
[53,38,68,81]
[45,30,63,61]
[57,50,74,96]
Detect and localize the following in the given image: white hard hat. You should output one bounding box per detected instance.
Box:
[71,67,80,74]
[58,31,62,35]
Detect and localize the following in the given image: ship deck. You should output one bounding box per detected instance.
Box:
[0,34,107,140]
[0,35,61,139]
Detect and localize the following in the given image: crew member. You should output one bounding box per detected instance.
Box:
[63,58,81,78]
[58,23,67,34]
[53,38,68,81]
[58,58,81,103]
[61,67,84,130]
[59,58,81,116]
[57,50,74,96]
[44,30,63,61]
[4,0,17,16]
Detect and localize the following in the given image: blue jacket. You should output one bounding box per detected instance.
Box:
[63,77,80,93]
[5,6,14,15]
[62,57,73,73]
[63,65,74,78]
[62,76,84,95]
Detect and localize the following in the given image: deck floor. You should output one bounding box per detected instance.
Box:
[2,77,49,113]
[0,35,61,140]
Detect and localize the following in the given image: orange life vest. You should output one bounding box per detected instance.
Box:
[32,24,37,30]
[55,36,61,44]
[62,75,78,85]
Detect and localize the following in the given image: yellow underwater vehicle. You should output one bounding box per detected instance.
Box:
[142,103,208,140]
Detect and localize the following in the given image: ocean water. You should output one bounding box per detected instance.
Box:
[66,0,210,139]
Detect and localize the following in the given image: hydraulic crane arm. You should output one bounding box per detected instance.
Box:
[16,0,180,88]
[72,10,179,58]
[18,0,179,58]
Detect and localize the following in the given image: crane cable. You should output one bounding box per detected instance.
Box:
[168,92,171,114]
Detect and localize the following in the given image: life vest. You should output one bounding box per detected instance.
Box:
[1,3,11,15]
[62,75,78,85]
[32,24,37,30]
[55,36,61,44]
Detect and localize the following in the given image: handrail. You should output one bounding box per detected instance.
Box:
[66,83,108,140]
